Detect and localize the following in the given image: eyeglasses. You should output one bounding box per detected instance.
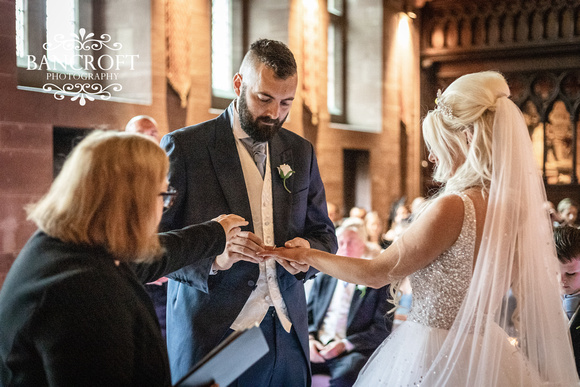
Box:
[159,186,178,209]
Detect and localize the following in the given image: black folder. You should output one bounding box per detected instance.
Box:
[174,325,269,387]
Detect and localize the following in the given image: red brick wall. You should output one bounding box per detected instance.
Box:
[0,123,52,284]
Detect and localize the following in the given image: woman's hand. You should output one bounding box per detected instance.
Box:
[258,246,311,266]
[212,214,248,240]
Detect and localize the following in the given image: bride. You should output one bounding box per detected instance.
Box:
[261,71,579,386]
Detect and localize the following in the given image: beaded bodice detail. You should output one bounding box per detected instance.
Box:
[407,193,476,330]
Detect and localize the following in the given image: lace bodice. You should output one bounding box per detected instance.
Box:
[407,193,476,330]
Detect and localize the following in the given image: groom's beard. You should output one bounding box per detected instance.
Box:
[238,86,287,143]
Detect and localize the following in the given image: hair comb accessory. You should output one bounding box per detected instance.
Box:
[435,89,456,120]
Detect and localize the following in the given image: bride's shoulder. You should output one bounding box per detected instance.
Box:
[408,194,465,253]
[433,193,465,212]
[420,194,465,229]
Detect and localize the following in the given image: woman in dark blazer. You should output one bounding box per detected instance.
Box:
[0,131,245,386]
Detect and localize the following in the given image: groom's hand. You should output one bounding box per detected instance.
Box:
[213,231,265,271]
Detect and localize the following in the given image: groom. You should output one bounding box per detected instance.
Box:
[159,39,337,386]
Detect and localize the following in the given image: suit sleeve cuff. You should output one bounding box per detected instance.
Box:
[210,262,219,275]
[342,339,354,352]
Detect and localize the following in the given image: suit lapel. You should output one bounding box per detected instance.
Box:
[316,276,338,329]
[208,110,253,231]
[270,133,297,286]
[348,286,364,327]
[321,276,338,312]
[270,133,293,247]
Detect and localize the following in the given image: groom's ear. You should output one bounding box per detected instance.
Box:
[233,73,243,96]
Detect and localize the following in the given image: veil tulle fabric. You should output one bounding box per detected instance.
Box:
[421,94,579,385]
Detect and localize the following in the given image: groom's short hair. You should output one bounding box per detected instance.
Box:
[241,39,297,80]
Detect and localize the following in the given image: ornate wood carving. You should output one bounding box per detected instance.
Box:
[421,0,580,61]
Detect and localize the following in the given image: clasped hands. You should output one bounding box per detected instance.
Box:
[212,214,310,274]
[309,337,347,363]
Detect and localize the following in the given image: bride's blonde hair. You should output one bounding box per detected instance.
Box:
[388,72,513,313]
[422,71,510,196]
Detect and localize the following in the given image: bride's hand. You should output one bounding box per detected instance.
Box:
[258,246,310,265]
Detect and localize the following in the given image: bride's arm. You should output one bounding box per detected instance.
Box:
[261,194,466,288]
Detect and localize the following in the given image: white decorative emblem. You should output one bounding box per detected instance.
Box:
[43,28,123,52]
[31,28,135,106]
[42,83,123,106]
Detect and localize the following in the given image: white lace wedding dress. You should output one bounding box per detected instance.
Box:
[354,192,542,386]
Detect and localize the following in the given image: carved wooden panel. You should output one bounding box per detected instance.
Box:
[421,0,580,59]
[510,70,580,184]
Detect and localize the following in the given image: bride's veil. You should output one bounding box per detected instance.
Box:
[421,79,579,385]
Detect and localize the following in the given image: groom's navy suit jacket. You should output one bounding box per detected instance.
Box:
[308,274,392,358]
[159,105,337,382]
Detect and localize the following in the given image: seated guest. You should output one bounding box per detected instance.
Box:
[383,204,411,248]
[0,131,245,386]
[340,217,381,259]
[126,114,161,143]
[349,206,367,220]
[554,225,580,377]
[557,198,579,227]
[546,200,564,227]
[308,221,393,386]
[364,211,387,250]
[327,202,343,228]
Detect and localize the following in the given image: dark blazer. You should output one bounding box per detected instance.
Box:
[0,222,225,387]
[570,309,580,377]
[159,105,337,382]
[308,274,392,358]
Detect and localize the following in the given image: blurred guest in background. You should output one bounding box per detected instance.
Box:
[349,207,367,221]
[339,218,381,259]
[546,201,564,227]
[327,202,343,228]
[383,204,411,248]
[364,211,387,250]
[126,115,161,143]
[557,198,579,227]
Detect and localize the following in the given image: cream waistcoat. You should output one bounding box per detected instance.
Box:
[229,136,292,333]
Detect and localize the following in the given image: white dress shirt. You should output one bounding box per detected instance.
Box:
[318,280,355,349]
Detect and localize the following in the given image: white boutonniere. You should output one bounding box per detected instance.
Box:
[277,164,295,193]
[356,285,367,298]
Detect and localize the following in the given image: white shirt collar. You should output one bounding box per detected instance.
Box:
[229,99,251,141]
